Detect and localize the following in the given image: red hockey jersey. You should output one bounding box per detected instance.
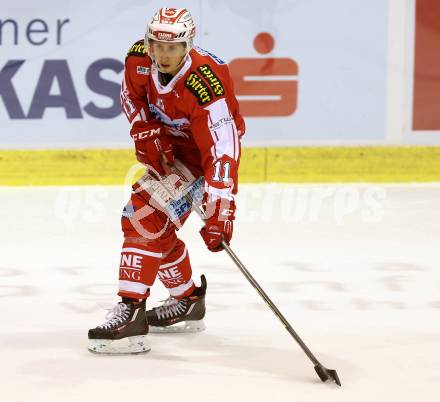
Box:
[120,40,245,201]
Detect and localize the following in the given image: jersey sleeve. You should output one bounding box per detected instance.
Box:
[120,40,150,126]
[188,65,245,202]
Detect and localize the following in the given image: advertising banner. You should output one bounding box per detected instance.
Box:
[0,0,389,147]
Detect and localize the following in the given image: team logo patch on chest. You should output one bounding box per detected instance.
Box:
[184,72,213,105]
[197,64,224,96]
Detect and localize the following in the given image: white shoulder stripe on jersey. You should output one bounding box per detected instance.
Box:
[204,98,239,162]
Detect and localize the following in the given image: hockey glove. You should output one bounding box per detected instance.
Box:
[130,121,174,176]
[200,198,236,252]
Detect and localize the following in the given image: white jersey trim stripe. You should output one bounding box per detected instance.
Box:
[121,248,163,258]
[204,98,239,162]
[130,113,142,126]
[151,54,192,94]
[140,107,148,121]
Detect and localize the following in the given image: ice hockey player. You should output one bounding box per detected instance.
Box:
[88,7,245,354]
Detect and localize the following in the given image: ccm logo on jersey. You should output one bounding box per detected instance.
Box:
[131,127,161,141]
[185,72,213,105]
[197,64,225,96]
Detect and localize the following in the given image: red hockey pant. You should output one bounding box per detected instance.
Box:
[117,189,195,300]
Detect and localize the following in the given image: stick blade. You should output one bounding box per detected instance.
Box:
[314,364,342,386]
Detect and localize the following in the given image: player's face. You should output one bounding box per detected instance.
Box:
[150,41,187,75]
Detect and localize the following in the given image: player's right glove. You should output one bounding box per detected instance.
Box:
[200,197,236,252]
[130,121,174,175]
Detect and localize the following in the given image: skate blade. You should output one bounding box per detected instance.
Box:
[149,320,206,334]
[88,335,151,355]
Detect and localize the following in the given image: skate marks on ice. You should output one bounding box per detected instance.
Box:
[2,255,439,319]
[2,258,440,316]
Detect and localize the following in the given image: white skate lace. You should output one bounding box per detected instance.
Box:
[99,303,130,330]
[155,297,187,320]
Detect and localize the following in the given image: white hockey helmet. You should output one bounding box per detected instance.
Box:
[145,8,196,54]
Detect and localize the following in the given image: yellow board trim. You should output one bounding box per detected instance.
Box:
[1,147,440,186]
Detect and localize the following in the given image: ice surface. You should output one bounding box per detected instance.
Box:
[1,183,439,402]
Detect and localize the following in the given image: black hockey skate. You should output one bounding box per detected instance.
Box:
[88,298,150,354]
[147,275,207,333]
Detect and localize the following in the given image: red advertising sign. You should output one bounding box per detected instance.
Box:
[413,0,440,130]
[230,32,298,117]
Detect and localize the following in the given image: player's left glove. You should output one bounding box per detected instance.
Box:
[199,198,236,252]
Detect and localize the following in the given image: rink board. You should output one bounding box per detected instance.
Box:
[1,146,440,185]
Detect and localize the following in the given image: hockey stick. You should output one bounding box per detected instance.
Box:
[190,194,341,387]
[153,158,341,386]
